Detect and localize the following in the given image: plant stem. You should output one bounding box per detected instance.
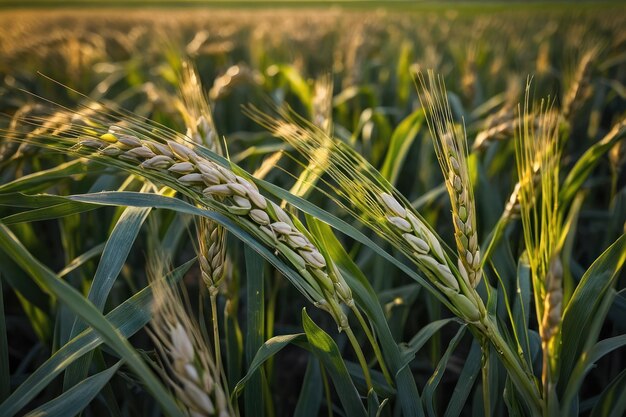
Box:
[320,365,334,417]
[349,305,393,386]
[480,338,491,417]
[344,326,373,391]
[482,318,542,415]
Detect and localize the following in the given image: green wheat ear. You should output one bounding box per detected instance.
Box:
[416,70,482,289]
[514,81,563,402]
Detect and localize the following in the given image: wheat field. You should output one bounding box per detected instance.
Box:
[0,4,625,417]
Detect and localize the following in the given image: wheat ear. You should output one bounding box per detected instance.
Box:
[515,82,563,404]
[38,101,379,386]
[148,258,234,417]
[562,46,599,121]
[417,70,482,289]
[540,254,563,398]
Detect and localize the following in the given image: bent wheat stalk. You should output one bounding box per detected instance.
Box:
[16,101,386,391]
[246,103,485,323]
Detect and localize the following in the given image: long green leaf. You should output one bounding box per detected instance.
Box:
[58,243,105,278]
[302,308,367,417]
[0,192,68,208]
[380,109,424,184]
[514,254,532,369]
[244,246,265,417]
[0,258,193,417]
[559,233,626,396]
[80,206,150,313]
[0,250,49,312]
[489,239,535,378]
[344,361,396,398]
[25,362,122,417]
[275,64,313,115]
[444,340,482,417]
[64,205,150,389]
[0,224,182,417]
[402,319,459,368]
[0,250,51,342]
[560,119,625,207]
[562,334,626,414]
[422,326,467,417]
[589,368,626,417]
[294,358,323,417]
[1,202,97,224]
[234,333,307,398]
[0,160,90,194]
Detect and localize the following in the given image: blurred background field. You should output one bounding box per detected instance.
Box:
[1,2,625,417]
